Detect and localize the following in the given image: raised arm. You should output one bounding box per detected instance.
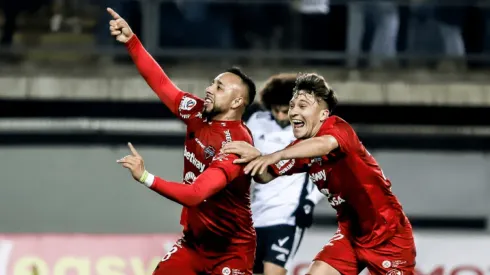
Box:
[108,7,183,115]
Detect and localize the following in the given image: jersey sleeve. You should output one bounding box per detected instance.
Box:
[174,92,206,126]
[269,141,310,176]
[209,153,243,183]
[126,35,204,126]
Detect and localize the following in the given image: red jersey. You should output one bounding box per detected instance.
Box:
[175,92,255,246]
[125,35,255,251]
[271,116,406,248]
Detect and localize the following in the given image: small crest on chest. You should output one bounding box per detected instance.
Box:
[204,146,216,159]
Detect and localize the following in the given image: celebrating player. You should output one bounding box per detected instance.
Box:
[222,73,416,275]
[246,73,324,275]
[108,7,258,275]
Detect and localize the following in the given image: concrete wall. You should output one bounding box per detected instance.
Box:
[1,74,490,106]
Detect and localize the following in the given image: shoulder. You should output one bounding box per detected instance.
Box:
[318,115,353,134]
[178,93,204,111]
[213,123,254,148]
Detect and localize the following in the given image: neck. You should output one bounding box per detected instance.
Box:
[310,120,325,137]
[211,110,242,121]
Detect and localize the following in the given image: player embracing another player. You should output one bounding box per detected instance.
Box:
[222,73,417,275]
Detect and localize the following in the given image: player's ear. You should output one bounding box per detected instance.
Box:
[231,97,244,109]
[320,109,329,122]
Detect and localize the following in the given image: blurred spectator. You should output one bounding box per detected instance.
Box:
[346,0,400,68]
[482,0,490,61]
[405,0,442,66]
[50,0,82,33]
[298,0,331,51]
[433,1,467,70]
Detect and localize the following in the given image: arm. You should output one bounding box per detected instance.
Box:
[125,35,184,115]
[276,135,339,161]
[142,167,228,207]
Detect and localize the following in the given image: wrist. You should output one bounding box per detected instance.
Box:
[275,150,286,161]
[139,170,155,187]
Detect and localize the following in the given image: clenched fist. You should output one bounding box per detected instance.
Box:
[107,7,134,43]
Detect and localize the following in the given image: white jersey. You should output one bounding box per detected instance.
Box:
[246,111,324,228]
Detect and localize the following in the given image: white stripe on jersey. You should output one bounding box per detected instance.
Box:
[247,111,313,228]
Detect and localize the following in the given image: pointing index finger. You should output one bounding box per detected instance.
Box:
[128,142,140,157]
[107,7,121,19]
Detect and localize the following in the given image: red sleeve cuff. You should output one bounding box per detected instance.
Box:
[125,34,139,51]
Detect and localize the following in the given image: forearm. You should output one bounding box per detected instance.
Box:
[141,168,227,207]
[126,35,183,113]
[278,136,337,160]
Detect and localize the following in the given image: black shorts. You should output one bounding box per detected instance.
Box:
[253,224,305,273]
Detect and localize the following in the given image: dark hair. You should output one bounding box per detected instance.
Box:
[226,67,256,107]
[260,73,297,110]
[294,73,338,113]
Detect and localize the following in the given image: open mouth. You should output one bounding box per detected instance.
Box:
[204,96,213,104]
[291,119,305,128]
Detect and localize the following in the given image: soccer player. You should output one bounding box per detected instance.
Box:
[108,8,258,275]
[222,73,416,275]
[246,73,324,275]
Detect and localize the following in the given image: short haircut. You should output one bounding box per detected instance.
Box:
[226,67,256,107]
[294,73,338,113]
[260,73,297,110]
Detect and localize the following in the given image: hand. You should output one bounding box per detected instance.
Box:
[117,142,145,182]
[107,7,134,43]
[294,199,315,228]
[243,152,282,176]
[221,141,261,164]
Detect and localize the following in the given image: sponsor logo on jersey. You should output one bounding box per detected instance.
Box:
[275,159,295,175]
[204,146,216,159]
[212,153,229,162]
[319,188,345,207]
[311,157,323,165]
[221,267,231,275]
[221,130,233,147]
[184,171,196,184]
[184,146,206,172]
[386,269,402,275]
[310,170,326,183]
[195,138,206,149]
[179,96,197,111]
[275,160,289,169]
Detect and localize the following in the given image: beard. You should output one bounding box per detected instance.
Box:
[203,104,222,120]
